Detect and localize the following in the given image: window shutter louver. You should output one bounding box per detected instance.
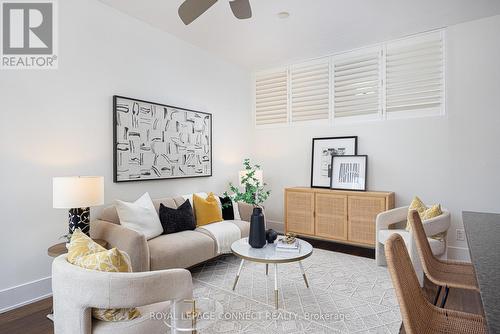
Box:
[386,31,444,114]
[333,48,382,118]
[290,59,330,122]
[255,70,288,126]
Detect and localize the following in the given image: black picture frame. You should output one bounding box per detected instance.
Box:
[330,155,368,191]
[113,95,213,183]
[310,136,358,188]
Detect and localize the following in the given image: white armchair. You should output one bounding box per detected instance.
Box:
[376,206,450,286]
[52,255,193,334]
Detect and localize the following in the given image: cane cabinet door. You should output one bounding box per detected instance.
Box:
[285,190,315,235]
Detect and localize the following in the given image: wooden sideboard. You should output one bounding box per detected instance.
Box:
[284,187,395,248]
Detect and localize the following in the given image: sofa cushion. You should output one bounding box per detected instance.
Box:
[226,220,250,238]
[159,200,196,234]
[193,193,223,226]
[152,197,177,212]
[100,206,120,224]
[148,231,216,270]
[115,193,163,240]
[219,196,235,220]
[378,229,446,256]
[238,203,253,222]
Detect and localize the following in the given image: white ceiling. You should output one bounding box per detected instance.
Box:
[99,0,500,70]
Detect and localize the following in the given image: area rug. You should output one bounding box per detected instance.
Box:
[189,248,402,333]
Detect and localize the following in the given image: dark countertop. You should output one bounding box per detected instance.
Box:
[462,211,500,334]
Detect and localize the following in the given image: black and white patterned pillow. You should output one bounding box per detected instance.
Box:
[159,200,196,234]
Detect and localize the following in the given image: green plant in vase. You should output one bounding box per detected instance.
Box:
[224,158,271,248]
[223,158,270,207]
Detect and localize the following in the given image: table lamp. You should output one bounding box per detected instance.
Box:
[53,176,104,236]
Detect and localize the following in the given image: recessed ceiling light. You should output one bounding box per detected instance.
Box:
[277,12,290,19]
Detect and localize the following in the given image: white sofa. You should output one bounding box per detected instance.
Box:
[376,206,450,286]
[90,193,255,272]
[52,255,193,334]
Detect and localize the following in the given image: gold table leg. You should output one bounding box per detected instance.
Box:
[274,263,279,309]
[299,261,309,288]
[232,259,245,291]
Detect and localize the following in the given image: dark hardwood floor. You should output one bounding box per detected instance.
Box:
[0,297,53,334]
[302,236,376,259]
[0,240,483,334]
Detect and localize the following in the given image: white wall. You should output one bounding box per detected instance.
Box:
[253,15,500,261]
[0,0,252,311]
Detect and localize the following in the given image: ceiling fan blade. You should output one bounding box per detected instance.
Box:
[229,0,252,20]
[178,0,218,25]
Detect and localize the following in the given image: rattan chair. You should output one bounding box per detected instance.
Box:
[385,233,486,334]
[408,210,479,307]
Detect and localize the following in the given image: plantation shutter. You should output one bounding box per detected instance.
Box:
[333,47,382,118]
[290,59,330,122]
[386,31,444,114]
[255,70,288,126]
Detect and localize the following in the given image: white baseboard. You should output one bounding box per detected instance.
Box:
[0,276,52,313]
[447,246,471,262]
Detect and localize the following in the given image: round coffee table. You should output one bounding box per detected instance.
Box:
[230,237,313,309]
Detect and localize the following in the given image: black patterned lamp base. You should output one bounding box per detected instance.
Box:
[68,207,90,236]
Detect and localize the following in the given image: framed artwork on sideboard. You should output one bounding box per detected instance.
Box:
[330,155,367,191]
[310,136,358,188]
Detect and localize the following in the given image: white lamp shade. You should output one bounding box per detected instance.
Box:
[53,176,104,209]
[239,170,263,186]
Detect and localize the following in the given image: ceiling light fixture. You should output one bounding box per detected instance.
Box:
[277,11,290,19]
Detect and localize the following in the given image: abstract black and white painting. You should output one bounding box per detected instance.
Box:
[113,96,212,182]
[330,155,367,191]
[310,137,358,188]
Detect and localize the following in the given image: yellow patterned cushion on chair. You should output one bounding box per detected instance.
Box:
[406,197,444,236]
[409,196,427,216]
[193,192,223,226]
[67,230,141,322]
[76,247,133,273]
[67,229,106,265]
[422,204,443,220]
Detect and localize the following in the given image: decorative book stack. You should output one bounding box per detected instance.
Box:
[276,237,301,252]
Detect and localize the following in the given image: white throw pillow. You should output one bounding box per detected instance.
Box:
[232,200,241,220]
[115,193,163,240]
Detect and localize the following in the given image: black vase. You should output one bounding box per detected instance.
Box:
[249,207,266,248]
[266,229,278,243]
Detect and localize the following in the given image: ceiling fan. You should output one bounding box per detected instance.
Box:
[178,0,252,25]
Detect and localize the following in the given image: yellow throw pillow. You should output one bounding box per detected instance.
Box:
[409,196,427,216]
[422,204,443,220]
[67,229,106,265]
[67,230,141,322]
[76,247,133,273]
[193,192,223,226]
[406,197,443,232]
